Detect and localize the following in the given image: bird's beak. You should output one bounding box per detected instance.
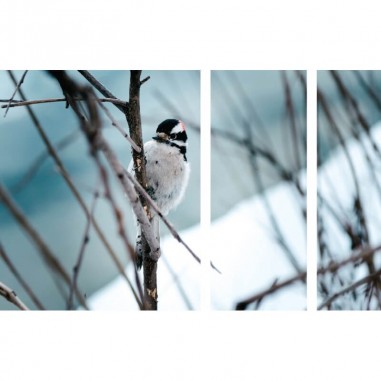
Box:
[153,132,169,141]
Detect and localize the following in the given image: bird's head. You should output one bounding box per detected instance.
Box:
[153,119,187,145]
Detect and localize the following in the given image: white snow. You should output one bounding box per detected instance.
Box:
[317,121,381,309]
[89,174,307,310]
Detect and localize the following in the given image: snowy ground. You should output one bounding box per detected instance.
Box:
[89,176,307,310]
[318,121,381,309]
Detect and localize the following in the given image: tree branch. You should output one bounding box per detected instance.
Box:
[67,189,99,310]
[78,70,128,113]
[0,183,88,309]
[3,70,28,117]
[1,97,127,109]
[47,71,150,308]
[0,242,45,310]
[0,281,30,310]
[126,70,158,310]
[236,272,306,310]
[318,269,381,310]
[122,168,221,273]
[7,70,137,305]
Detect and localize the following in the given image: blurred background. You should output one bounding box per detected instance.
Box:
[0,70,200,310]
[317,70,381,310]
[210,71,307,310]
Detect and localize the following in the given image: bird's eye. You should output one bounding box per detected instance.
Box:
[170,133,177,139]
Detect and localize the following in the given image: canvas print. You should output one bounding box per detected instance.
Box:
[0,70,200,310]
[317,70,381,310]
[210,70,306,310]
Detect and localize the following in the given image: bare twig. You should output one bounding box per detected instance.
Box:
[3,70,28,117]
[11,130,81,193]
[78,70,128,113]
[352,71,381,111]
[96,99,140,152]
[122,168,221,273]
[67,189,99,310]
[211,127,305,197]
[47,71,146,308]
[140,76,150,86]
[0,97,127,109]
[0,183,88,309]
[0,242,45,310]
[249,150,304,275]
[330,70,381,158]
[318,269,381,310]
[281,71,302,171]
[162,255,194,310]
[95,159,144,307]
[7,70,137,304]
[236,244,381,310]
[318,244,381,276]
[236,272,306,310]
[0,281,30,310]
[318,87,368,241]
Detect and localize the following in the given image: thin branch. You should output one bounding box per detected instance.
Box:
[0,242,45,310]
[7,71,137,304]
[318,269,381,310]
[236,272,306,310]
[78,70,128,113]
[352,71,381,111]
[211,126,305,197]
[236,244,381,310]
[318,244,381,276]
[330,70,381,171]
[95,158,144,307]
[47,71,145,308]
[67,189,99,310]
[0,183,88,309]
[96,99,141,152]
[140,76,150,86]
[0,281,30,310]
[249,151,303,275]
[162,255,194,310]
[0,97,127,109]
[3,70,28,117]
[11,130,81,194]
[281,71,302,171]
[318,87,368,240]
[123,168,221,273]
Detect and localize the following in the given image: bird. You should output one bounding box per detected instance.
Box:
[129,119,190,269]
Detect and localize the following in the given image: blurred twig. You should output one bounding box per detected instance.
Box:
[0,242,45,310]
[0,281,29,310]
[0,183,88,309]
[318,269,381,310]
[11,129,81,194]
[7,70,137,305]
[236,272,306,310]
[67,189,99,310]
[78,70,128,113]
[1,97,127,109]
[3,70,28,117]
[122,168,221,273]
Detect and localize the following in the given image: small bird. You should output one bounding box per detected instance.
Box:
[130,119,190,269]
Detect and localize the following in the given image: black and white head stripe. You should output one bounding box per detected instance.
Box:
[155,119,187,143]
[153,119,188,160]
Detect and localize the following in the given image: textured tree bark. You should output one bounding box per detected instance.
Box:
[126,70,158,310]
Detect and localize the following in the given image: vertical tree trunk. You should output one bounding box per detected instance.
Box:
[126,70,158,310]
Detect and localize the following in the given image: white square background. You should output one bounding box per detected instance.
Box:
[1,1,381,380]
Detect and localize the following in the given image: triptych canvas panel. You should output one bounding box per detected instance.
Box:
[1,70,380,311]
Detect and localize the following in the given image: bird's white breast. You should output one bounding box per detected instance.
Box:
[142,140,190,215]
